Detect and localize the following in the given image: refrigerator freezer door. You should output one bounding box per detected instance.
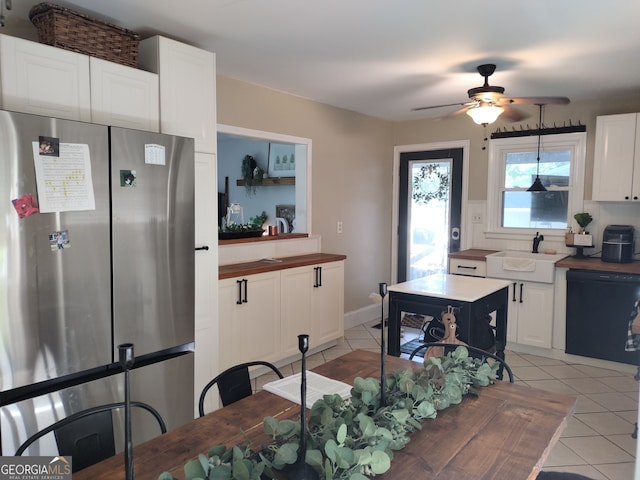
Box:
[110,127,195,355]
[1,353,194,456]
[0,110,111,390]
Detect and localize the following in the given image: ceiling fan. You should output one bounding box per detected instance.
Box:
[412,64,570,125]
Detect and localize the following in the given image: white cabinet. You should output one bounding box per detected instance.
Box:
[310,261,345,346]
[280,261,345,357]
[505,281,554,348]
[592,113,640,201]
[0,34,160,129]
[0,34,91,121]
[449,258,486,277]
[219,271,281,370]
[139,36,216,154]
[90,57,159,131]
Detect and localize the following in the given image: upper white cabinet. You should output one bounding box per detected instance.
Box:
[0,33,160,129]
[0,34,91,121]
[592,113,640,201]
[139,36,216,154]
[90,57,159,131]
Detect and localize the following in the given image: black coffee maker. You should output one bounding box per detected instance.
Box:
[601,225,635,263]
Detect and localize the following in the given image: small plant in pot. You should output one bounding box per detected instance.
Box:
[573,212,593,234]
[241,155,264,197]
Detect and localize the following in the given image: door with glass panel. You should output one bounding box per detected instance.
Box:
[398,148,463,282]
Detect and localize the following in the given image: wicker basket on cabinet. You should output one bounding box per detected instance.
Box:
[29,2,140,68]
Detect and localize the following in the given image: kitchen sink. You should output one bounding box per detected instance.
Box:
[486,250,568,283]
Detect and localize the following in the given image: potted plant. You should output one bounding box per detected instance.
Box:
[573,212,593,234]
[241,155,264,196]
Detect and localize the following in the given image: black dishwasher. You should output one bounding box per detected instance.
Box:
[566,269,640,365]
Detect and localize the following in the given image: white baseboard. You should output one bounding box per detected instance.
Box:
[344,300,387,329]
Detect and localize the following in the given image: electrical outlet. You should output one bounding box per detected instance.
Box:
[337,221,343,234]
[472,213,483,224]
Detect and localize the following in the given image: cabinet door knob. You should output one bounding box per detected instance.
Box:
[519,283,524,303]
[195,245,209,251]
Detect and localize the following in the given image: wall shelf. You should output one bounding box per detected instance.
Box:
[236,177,295,186]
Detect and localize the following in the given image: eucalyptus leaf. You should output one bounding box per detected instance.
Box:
[209,465,232,480]
[184,457,207,480]
[369,450,391,474]
[336,423,348,444]
[349,474,371,480]
[157,473,176,480]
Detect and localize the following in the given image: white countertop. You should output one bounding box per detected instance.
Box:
[388,273,511,302]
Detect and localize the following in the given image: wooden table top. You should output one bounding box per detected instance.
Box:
[74,350,575,480]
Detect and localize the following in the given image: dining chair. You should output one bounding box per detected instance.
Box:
[408,342,515,383]
[536,472,594,479]
[198,360,284,416]
[15,401,167,472]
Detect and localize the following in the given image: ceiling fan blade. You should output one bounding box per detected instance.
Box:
[502,96,570,106]
[411,102,468,112]
[500,105,529,122]
[444,105,473,118]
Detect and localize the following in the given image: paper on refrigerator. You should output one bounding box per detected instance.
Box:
[32,141,96,212]
[263,371,352,409]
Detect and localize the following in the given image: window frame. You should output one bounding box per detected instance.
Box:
[486,132,586,240]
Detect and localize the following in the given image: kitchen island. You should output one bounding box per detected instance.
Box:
[387,274,511,367]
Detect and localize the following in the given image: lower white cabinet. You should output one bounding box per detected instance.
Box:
[505,281,554,348]
[218,271,281,370]
[219,260,345,368]
[280,261,345,357]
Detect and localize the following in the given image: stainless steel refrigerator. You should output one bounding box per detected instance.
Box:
[0,109,195,455]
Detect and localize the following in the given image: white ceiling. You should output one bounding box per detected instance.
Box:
[5,0,640,121]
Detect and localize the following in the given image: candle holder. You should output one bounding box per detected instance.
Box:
[287,334,319,480]
[379,283,387,407]
[118,343,135,480]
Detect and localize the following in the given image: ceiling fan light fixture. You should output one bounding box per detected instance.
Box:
[466,104,504,125]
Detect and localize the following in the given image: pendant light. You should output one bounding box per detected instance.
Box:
[527,104,547,192]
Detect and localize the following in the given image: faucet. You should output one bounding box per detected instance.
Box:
[532,232,544,253]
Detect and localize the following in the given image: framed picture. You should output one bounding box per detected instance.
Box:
[268,142,296,177]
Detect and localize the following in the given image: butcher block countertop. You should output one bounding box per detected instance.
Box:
[219,253,347,279]
[556,256,640,275]
[448,249,500,261]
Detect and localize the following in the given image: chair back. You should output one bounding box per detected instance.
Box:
[15,401,166,472]
[409,342,514,383]
[199,361,284,416]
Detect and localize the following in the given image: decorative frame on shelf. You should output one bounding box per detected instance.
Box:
[268,142,296,177]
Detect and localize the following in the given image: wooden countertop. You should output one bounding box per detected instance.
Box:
[219,253,347,279]
[556,256,640,274]
[448,249,500,261]
[218,232,308,246]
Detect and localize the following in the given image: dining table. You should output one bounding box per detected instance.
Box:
[74,350,576,480]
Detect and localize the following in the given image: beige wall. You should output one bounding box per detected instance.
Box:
[217,76,395,313]
[218,74,640,314]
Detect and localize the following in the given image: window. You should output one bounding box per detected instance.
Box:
[487,132,586,237]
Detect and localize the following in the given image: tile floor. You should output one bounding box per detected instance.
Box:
[255,321,639,480]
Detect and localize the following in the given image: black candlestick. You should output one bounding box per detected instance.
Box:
[379,283,387,407]
[287,334,319,480]
[119,343,135,480]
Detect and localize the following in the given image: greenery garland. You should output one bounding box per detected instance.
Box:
[158,346,498,480]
